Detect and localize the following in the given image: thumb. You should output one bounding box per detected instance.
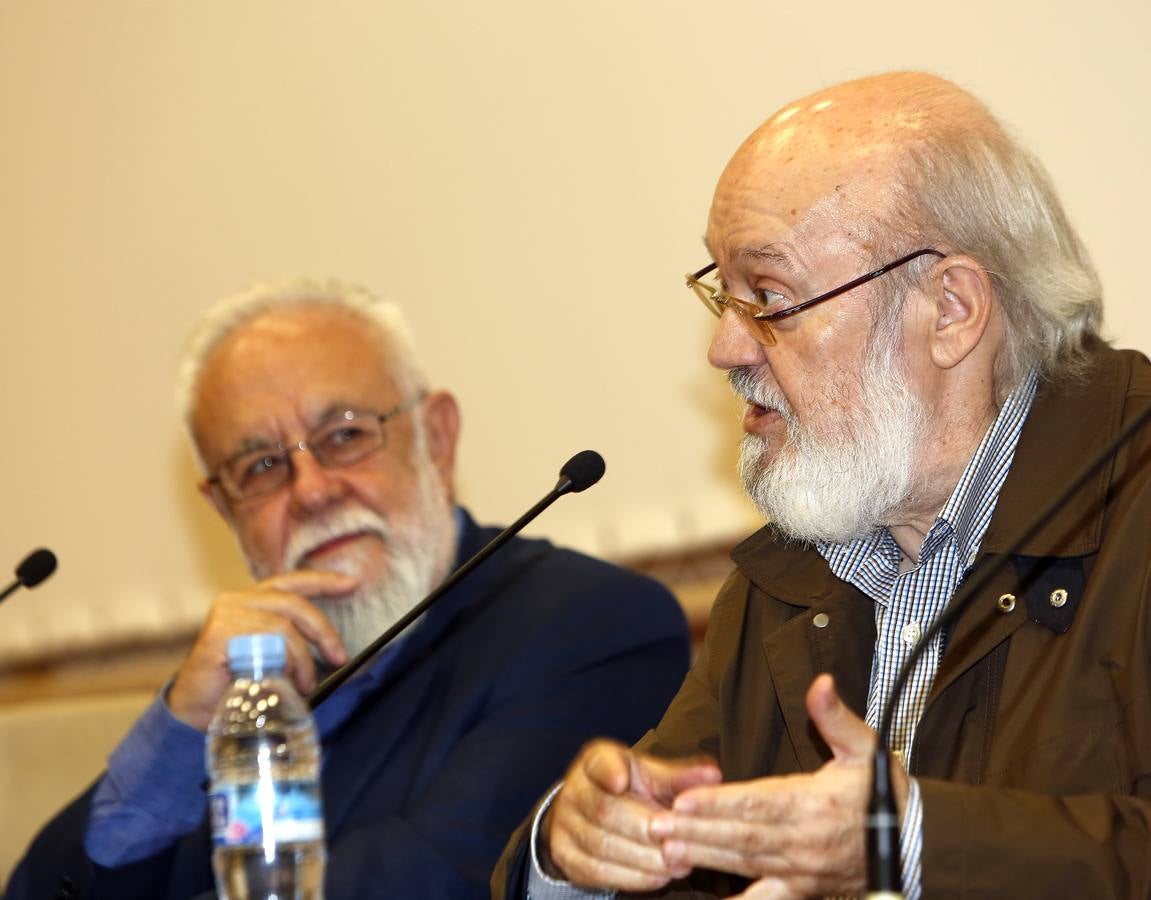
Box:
[806,673,875,763]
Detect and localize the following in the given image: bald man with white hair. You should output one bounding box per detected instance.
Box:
[495,72,1151,899]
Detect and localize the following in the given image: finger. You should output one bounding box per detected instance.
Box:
[563,771,670,846]
[653,809,791,876]
[234,586,349,666]
[653,809,786,854]
[659,838,765,880]
[579,740,635,796]
[202,603,321,692]
[731,877,798,900]
[553,813,680,883]
[257,569,359,598]
[548,832,677,894]
[805,673,875,763]
[668,773,792,817]
[279,622,321,695]
[632,754,723,805]
[549,788,685,888]
[169,603,317,728]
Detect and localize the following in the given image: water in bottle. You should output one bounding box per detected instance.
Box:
[208,633,326,900]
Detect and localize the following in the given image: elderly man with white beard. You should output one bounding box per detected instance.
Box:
[8,280,691,900]
[493,71,1151,899]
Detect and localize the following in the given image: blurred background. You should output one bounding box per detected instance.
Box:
[2,0,1149,879]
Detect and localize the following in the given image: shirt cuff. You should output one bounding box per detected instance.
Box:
[526,783,616,900]
[84,691,209,866]
[898,777,924,900]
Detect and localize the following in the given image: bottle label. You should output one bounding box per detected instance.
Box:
[209,780,324,847]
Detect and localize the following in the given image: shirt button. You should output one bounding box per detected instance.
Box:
[901,622,921,646]
[813,612,830,628]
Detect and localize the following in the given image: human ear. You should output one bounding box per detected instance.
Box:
[198,478,234,525]
[928,255,995,370]
[422,391,461,496]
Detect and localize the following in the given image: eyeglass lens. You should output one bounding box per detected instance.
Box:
[223,412,386,499]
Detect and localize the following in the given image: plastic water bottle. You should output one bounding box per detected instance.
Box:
[207,633,326,900]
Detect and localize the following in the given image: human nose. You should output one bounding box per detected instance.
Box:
[287,445,349,515]
[707,307,770,371]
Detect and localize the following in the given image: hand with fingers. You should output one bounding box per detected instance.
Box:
[648,674,909,899]
[540,739,722,893]
[167,570,356,731]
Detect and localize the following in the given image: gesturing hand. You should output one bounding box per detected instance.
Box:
[650,674,907,899]
[541,739,722,893]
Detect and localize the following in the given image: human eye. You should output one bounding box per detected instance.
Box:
[231,451,287,492]
[314,415,379,462]
[320,420,371,448]
[749,287,793,316]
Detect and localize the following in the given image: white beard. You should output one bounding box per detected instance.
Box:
[251,449,457,660]
[733,347,926,544]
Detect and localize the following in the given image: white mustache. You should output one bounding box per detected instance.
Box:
[728,367,793,418]
[284,506,390,571]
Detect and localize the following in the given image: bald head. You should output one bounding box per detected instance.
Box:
[748,71,992,154]
[711,73,996,253]
[706,71,1101,403]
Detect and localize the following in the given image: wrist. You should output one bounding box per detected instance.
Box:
[537,804,567,880]
[165,675,213,732]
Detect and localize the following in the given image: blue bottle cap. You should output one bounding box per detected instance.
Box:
[227,633,287,674]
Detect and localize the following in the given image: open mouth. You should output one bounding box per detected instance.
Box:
[743,402,781,434]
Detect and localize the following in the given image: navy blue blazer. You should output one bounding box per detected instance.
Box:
[8,510,690,899]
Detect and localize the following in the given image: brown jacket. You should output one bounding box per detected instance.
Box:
[494,343,1151,898]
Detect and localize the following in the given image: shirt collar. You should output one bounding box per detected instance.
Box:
[933,369,1038,567]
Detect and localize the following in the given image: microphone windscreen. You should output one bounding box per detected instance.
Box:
[17,548,57,588]
[560,450,606,493]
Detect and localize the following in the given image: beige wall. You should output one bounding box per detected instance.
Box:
[1,1,1148,666]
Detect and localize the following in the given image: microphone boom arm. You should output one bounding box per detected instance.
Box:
[867,401,1151,896]
[308,452,603,708]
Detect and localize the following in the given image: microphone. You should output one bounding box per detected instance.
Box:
[555,450,606,494]
[308,450,606,708]
[866,400,1151,897]
[0,548,58,604]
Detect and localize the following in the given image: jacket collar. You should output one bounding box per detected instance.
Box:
[980,341,1125,558]
[732,342,1128,579]
[320,507,551,829]
[731,525,838,610]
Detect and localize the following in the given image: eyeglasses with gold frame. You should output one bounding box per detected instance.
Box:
[685,248,944,346]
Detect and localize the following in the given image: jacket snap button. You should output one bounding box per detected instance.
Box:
[813,612,830,628]
[997,593,1016,613]
[1049,588,1068,608]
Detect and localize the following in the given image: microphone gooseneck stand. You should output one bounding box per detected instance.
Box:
[308,450,606,709]
[866,402,1151,898]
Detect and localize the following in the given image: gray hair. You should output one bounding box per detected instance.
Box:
[176,277,429,461]
[880,111,1103,405]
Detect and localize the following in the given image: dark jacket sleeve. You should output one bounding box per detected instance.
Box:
[6,784,194,900]
[11,554,690,900]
